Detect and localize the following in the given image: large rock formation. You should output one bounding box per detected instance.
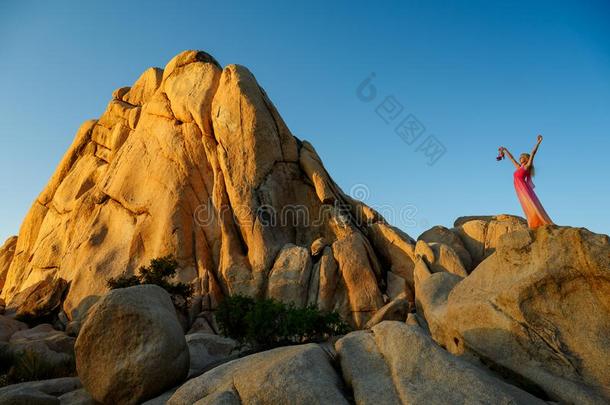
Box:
[0,50,417,328]
[416,226,610,404]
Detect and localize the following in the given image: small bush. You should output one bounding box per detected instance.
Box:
[216,295,350,350]
[213,294,256,343]
[106,274,140,289]
[107,256,194,308]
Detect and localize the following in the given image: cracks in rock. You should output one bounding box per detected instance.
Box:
[93,121,112,131]
[36,198,56,213]
[231,380,243,403]
[369,328,402,402]
[191,227,218,288]
[94,146,111,164]
[254,159,300,194]
[216,138,228,159]
[208,114,228,161]
[193,141,215,199]
[232,214,250,258]
[487,299,582,376]
[470,345,554,401]
[157,91,178,122]
[297,145,375,237]
[176,130,214,210]
[238,96,244,142]
[320,343,355,404]
[258,85,286,161]
[115,98,137,109]
[102,193,150,217]
[197,123,253,276]
[144,111,175,122]
[33,265,59,271]
[164,97,178,121]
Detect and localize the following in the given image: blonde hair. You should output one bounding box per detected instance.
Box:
[520,153,535,177]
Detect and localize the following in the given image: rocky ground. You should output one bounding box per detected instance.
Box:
[0,50,608,404]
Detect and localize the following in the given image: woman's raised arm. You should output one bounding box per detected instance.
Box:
[526,135,543,169]
[501,146,520,168]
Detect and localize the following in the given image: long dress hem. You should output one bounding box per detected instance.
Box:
[513,165,554,229]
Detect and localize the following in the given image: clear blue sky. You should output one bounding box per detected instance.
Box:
[1,0,609,243]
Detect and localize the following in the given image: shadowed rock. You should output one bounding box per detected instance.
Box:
[335,321,545,404]
[417,226,610,404]
[168,343,348,405]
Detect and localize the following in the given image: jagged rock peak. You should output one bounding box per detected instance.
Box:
[0,50,417,328]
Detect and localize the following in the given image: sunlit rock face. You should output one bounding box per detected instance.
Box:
[0,50,417,328]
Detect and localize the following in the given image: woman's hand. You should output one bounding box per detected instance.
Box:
[500,146,519,168]
[537,135,543,144]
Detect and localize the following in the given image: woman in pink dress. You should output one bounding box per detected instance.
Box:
[500,135,554,228]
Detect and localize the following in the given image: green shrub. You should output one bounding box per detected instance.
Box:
[216,295,350,350]
[106,274,140,289]
[213,294,256,343]
[106,256,194,308]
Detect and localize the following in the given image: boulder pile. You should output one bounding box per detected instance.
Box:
[0,50,608,404]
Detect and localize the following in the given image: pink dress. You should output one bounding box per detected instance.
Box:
[513,165,553,228]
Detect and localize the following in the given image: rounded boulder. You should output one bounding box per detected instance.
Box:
[75,284,189,404]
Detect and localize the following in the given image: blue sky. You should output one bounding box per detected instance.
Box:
[1,0,609,243]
